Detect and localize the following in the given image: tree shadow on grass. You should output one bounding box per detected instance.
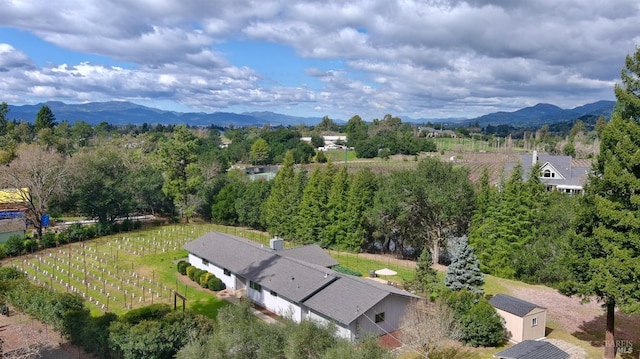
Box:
[189,296,230,320]
[572,310,640,359]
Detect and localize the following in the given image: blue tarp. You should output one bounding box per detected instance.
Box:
[0,211,24,220]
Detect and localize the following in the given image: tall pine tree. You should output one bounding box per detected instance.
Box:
[562,47,640,359]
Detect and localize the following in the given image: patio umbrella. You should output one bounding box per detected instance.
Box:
[375,268,397,276]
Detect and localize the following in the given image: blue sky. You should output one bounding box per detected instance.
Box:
[0,1,638,120]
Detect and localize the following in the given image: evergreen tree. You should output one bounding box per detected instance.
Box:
[341,169,377,251]
[323,166,350,248]
[295,165,331,244]
[445,236,484,294]
[34,105,57,132]
[562,47,640,359]
[261,151,305,237]
[410,247,442,298]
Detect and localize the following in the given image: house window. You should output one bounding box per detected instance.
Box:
[532,317,538,327]
[223,268,231,276]
[543,169,553,178]
[250,281,261,291]
[270,290,277,297]
[374,313,385,323]
[202,258,209,265]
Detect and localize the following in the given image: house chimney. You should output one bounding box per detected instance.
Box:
[532,150,538,166]
[270,236,284,251]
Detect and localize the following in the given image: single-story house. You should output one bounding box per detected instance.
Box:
[184,232,419,341]
[494,340,569,359]
[489,294,547,343]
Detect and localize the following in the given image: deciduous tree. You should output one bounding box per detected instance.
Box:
[0,144,68,239]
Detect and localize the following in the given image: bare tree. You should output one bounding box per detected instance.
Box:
[400,299,462,358]
[0,144,68,240]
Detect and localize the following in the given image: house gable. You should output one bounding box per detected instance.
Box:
[539,162,566,180]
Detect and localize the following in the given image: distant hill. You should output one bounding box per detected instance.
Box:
[5,100,615,128]
[466,100,615,127]
[5,101,324,127]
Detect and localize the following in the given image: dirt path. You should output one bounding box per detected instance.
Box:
[0,309,95,359]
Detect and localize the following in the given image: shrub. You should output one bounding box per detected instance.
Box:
[57,231,69,245]
[443,290,504,347]
[0,245,5,259]
[177,261,189,275]
[121,303,172,325]
[111,222,121,234]
[133,220,142,230]
[4,234,24,257]
[185,266,196,280]
[42,232,57,248]
[67,223,86,242]
[199,272,212,287]
[121,219,133,232]
[23,239,36,253]
[83,225,97,239]
[460,298,504,347]
[207,277,225,291]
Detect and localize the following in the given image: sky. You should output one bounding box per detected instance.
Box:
[0,1,638,121]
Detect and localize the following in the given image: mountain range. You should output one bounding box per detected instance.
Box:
[5,100,615,128]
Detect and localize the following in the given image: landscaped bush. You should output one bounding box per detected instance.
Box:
[185,266,196,280]
[56,231,69,244]
[207,277,225,291]
[177,260,189,275]
[199,272,212,287]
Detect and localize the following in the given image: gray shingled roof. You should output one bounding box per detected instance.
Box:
[184,233,338,302]
[489,294,544,317]
[494,340,569,359]
[281,245,339,268]
[303,274,419,325]
[515,153,590,188]
[184,232,418,324]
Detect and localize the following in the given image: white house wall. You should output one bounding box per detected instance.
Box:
[187,253,236,290]
[262,289,303,322]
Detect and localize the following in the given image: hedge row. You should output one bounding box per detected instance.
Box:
[177,260,226,292]
[0,220,143,259]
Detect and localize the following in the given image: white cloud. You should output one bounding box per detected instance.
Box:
[0,0,637,119]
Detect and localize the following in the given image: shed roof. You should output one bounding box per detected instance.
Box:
[0,188,28,204]
[494,340,569,359]
[489,294,545,317]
